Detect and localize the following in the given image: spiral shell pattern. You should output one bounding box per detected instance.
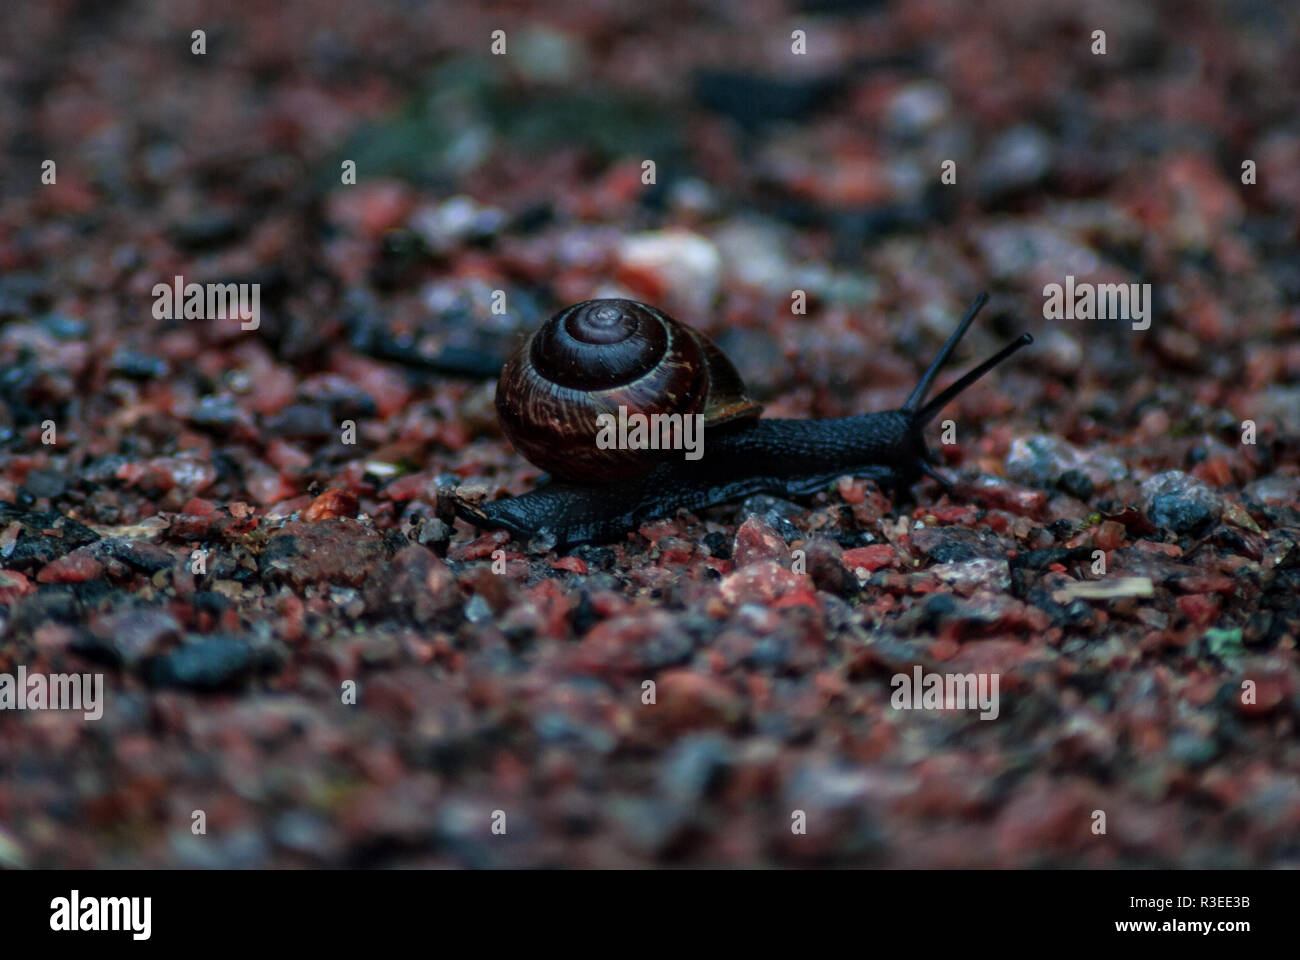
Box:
[495,299,760,483]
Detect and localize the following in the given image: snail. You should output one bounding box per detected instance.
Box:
[453,292,1031,548]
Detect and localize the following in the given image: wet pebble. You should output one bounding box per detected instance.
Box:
[732,516,791,568]
[616,230,721,311]
[145,635,261,691]
[263,404,336,439]
[801,538,856,595]
[928,557,1012,593]
[1057,469,1094,502]
[978,124,1053,200]
[0,505,99,571]
[886,81,951,136]
[1006,435,1083,489]
[1141,471,1222,535]
[20,469,68,500]
[909,525,1002,563]
[109,349,169,380]
[1243,474,1300,508]
[262,520,391,588]
[363,544,463,627]
[79,607,182,667]
[657,733,733,805]
[410,195,506,253]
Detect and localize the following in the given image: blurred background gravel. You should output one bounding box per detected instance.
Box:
[0,0,1298,867]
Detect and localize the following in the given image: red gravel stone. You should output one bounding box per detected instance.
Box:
[716,561,819,611]
[1093,520,1126,551]
[383,473,437,502]
[0,569,36,603]
[448,530,510,562]
[841,545,895,576]
[36,547,104,583]
[649,670,745,734]
[304,488,360,521]
[181,498,217,516]
[1176,594,1219,628]
[569,611,683,676]
[550,556,588,575]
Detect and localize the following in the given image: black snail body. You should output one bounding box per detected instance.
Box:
[454,293,1032,548]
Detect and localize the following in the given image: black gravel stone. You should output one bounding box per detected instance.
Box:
[145,635,260,691]
[20,469,68,500]
[1148,492,1214,535]
[1057,469,1094,501]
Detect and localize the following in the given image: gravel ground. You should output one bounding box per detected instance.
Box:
[1,0,1298,868]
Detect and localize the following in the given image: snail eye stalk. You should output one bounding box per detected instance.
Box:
[903,292,989,415]
[901,292,1032,426]
[917,333,1033,426]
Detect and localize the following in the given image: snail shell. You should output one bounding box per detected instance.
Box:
[494,299,761,483]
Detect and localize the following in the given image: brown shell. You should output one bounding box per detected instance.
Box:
[495,299,760,484]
